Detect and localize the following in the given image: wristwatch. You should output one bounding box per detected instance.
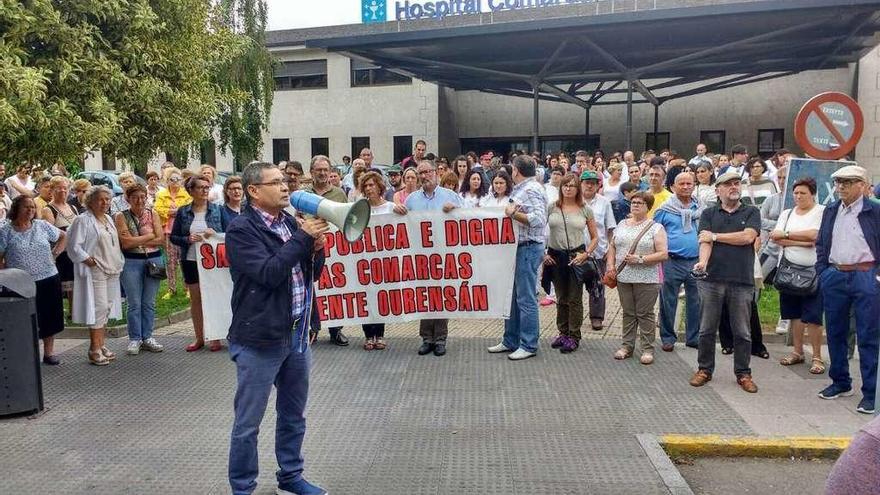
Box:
[784,231,790,239]
[711,233,717,242]
[637,255,645,264]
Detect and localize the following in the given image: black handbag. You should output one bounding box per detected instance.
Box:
[560,207,599,283]
[146,258,168,280]
[773,210,817,295]
[124,210,168,280]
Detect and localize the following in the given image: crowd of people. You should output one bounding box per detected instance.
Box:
[1,138,878,417]
[294,141,878,416]
[0,162,239,365]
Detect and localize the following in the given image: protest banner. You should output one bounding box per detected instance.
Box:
[781,158,853,210]
[196,234,233,341]
[315,208,518,327]
[196,208,519,338]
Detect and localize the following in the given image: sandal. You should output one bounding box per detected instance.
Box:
[809,357,826,374]
[721,347,733,355]
[88,350,110,366]
[614,348,633,360]
[373,337,386,350]
[363,338,375,351]
[779,352,805,366]
[753,350,770,360]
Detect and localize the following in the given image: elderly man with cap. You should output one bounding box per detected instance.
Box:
[816,165,880,414]
[690,171,762,393]
[579,170,617,331]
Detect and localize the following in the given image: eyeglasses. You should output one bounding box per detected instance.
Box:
[631,201,647,206]
[168,177,181,183]
[227,187,243,192]
[834,178,860,186]
[252,179,287,187]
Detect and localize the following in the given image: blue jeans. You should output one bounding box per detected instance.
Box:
[821,268,879,403]
[228,341,312,495]
[503,242,544,353]
[658,257,701,346]
[120,257,162,341]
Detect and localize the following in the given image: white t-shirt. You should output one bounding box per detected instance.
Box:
[479,195,508,208]
[370,201,395,215]
[544,183,559,206]
[778,204,824,266]
[583,194,617,258]
[460,192,482,209]
[5,176,34,200]
[209,183,224,205]
[186,210,209,261]
[601,181,622,202]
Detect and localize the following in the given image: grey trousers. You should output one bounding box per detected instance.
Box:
[697,281,753,376]
[617,282,660,353]
[419,319,448,344]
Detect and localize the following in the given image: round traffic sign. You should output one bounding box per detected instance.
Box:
[794,92,864,160]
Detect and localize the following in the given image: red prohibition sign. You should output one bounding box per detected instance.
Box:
[794,92,864,160]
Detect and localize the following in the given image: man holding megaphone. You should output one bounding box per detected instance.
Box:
[225,161,330,495]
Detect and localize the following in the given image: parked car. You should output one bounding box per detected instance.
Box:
[75,171,147,196]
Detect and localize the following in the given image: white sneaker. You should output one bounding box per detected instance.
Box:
[487,343,513,353]
[126,340,142,355]
[141,338,164,353]
[508,349,536,361]
[775,319,790,335]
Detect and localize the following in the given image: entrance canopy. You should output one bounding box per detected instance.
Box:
[306,0,880,149]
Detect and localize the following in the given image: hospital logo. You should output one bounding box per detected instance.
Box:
[362,0,387,23]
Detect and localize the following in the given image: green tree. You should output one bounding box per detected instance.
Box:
[0,0,238,172]
[212,0,275,170]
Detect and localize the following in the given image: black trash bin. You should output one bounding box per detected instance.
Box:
[0,268,43,417]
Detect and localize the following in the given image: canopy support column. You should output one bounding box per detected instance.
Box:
[532,84,540,154]
[625,81,633,151]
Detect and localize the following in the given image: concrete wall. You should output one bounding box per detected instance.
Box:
[856,45,880,184]
[263,48,439,167]
[84,138,235,173]
[452,69,853,157]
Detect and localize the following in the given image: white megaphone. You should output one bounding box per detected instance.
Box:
[290,191,371,242]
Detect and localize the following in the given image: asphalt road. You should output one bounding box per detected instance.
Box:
[677,457,836,495]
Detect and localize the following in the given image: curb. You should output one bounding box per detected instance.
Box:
[637,434,694,495]
[660,434,850,459]
[57,308,192,339]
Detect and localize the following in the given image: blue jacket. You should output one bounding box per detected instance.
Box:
[225,205,325,347]
[170,203,225,253]
[816,197,880,276]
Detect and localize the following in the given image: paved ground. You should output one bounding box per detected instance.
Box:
[2,291,874,494]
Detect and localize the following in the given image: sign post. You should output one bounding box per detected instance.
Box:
[793,91,864,160]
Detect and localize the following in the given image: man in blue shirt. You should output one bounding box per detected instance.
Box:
[394,158,462,356]
[654,171,702,351]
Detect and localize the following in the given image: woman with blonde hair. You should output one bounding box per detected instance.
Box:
[69,178,90,212]
[393,167,419,205]
[602,163,625,201]
[200,164,224,205]
[154,166,192,299]
[110,172,138,215]
[41,176,78,316]
[67,186,125,366]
